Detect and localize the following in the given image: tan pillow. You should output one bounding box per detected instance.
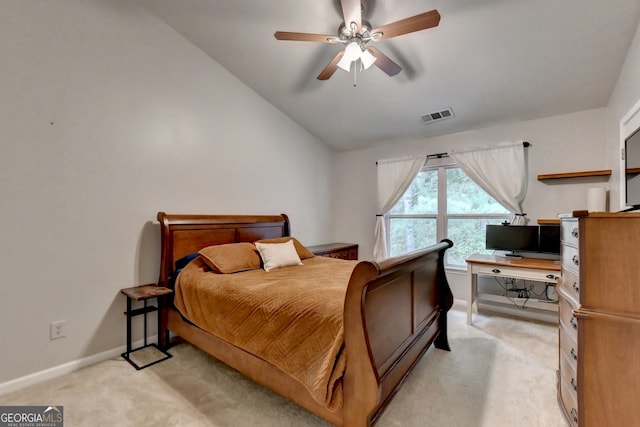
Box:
[198,242,261,274]
[255,240,303,272]
[254,237,315,259]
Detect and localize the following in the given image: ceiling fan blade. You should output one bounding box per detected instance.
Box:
[371,10,440,41]
[317,51,345,80]
[368,47,402,76]
[274,31,337,43]
[340,0,362,31]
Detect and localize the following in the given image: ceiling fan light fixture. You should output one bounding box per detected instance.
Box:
[337,41,361,72]
[336,54,353,72]
[361,48,376,70]
[343,41,362,61]
[337,40,376,72]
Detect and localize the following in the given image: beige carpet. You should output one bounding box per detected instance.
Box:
[0,309,567,426]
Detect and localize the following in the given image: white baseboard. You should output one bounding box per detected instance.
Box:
[452,298,467,311]
[478,301,558,323]
[451,297,557,323]
[0,336,157,396]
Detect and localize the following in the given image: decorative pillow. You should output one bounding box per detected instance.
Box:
[255,240,303,272]
[198,242,261,274]
[254,237,315,260]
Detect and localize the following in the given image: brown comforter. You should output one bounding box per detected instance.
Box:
[173,256,358,411]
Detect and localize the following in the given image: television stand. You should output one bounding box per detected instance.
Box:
[465,253,561,324]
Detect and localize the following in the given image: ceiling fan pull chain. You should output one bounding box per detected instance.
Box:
[353,65,357,87]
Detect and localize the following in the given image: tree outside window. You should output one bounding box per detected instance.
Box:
[387,166,510,268]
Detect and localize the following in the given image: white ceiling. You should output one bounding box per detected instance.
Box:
[134,0,640,151]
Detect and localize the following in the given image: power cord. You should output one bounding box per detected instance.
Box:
[492,277,558,309]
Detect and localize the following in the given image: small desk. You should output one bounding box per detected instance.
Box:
[466,254,561,325]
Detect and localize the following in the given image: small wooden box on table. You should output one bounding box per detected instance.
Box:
[307,243,358,260]
[120,284,173,370]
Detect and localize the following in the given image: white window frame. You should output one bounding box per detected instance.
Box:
[386,163,511,269]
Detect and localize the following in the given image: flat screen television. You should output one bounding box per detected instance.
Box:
[538,225,561,254]
[486,225,539,255]
[485,224,561,256]
[625,126,640,210]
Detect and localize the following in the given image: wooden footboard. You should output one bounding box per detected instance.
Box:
[343,240,454,426]
[156,212,453,427]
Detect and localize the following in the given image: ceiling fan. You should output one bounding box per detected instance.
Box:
[274,0,440,81]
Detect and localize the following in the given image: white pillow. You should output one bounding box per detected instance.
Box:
[255,240,303,272]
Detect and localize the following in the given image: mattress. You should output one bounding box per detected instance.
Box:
[173,255,357,411]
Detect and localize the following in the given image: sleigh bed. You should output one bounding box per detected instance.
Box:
[156,212,453,427]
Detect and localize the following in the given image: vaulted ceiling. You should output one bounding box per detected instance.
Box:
[135,0,640,151]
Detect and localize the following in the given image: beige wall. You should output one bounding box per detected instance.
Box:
[0,0,334,384]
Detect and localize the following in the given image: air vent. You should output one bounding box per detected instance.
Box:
[420,107,455,124]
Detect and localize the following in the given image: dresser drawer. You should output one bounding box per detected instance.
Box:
[559,328,579,427]
[560,357,578,397]
[308,243,358,260]
[560,268,580,306]
[561,245,580,274]
[559,373,579,427]
[561,219,579,248]
[475,264,559,283]
[326,249,354,260]
[560,326,579,372]
[559,296,578,339]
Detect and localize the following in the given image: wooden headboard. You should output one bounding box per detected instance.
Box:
[156,212,290,286]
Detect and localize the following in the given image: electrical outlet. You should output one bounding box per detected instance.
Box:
[50,320,67,340]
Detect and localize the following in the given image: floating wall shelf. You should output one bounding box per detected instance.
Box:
[537,218,561,225]
[537,169,612,181]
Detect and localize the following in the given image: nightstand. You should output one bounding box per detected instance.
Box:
[120,284,173,370]
[308,243,358,260]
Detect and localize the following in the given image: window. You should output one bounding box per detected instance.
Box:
[387,165,510,268]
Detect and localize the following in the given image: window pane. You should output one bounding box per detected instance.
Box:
[389,170,438,215]
[446,168,510,214]
[389,218,436,257]
[446,218,506,267]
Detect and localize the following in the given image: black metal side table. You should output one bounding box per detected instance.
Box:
[120,284,173,370]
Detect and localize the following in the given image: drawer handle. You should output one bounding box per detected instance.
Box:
[546,274,556,280]
[572,255,579,266]
[571,348,578,361]
[571,228,578,238]
[570,317,577,329]
[571,408,578,423]
[572,282,580,293]
[491,268,501,274]
[571,377,577,390]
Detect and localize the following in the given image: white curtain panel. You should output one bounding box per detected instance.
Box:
[449,140,528,225]
[374,156,425,261]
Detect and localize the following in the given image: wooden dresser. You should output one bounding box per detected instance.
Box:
[558,212,640,427]
[307,243,358,260]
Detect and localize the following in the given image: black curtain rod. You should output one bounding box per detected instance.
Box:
[426,141,530,160]
[376,142,530,164]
